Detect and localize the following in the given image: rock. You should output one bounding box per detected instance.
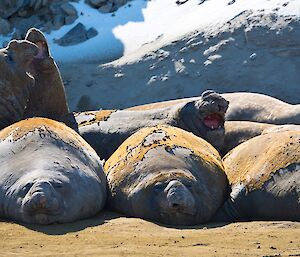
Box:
[53,14,65,29]
[61,3,77,16]
[0,0,24,19]
[10,15,42,37]
[98,2,113,13]
[55,22,98,46]
[87,0,106,8]
[65,15,77,25]
[0,18,11,35]
[87,27,98,39]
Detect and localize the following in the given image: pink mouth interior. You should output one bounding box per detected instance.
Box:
[34,41,46,59]
[203,113,223,129]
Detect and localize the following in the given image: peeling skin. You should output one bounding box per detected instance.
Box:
[104,125,228,225]
[24,28,69,121]
[223,130,300,191]
[0,39,39,130]
[127,92,300,125]
[0,117,95,153]
[0,117,106,224]
[77,90,228,160]
[75,109,117,127]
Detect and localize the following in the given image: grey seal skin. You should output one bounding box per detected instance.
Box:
[24,28,69,121]
[0,39,38,130]
[127,92,300,125]
[214,130,300,222]
[104,125,228,225]
[222,121,273,156]
[0,117,106,224]
[222,122,300,156]
[75,90,228,160]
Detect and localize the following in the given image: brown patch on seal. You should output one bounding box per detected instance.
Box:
[223,130,300,191]
[104,125,224,186]
[76,110,117,127]
[0,117,95,152]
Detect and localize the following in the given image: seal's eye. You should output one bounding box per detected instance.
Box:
[153,182,165,192]
[53,182,64,190]
[22,182,33,194]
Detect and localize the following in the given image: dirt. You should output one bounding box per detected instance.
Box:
[1,211,300,257]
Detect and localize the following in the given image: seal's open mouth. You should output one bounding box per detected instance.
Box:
[34,41,46,59]
[203,113,224,130]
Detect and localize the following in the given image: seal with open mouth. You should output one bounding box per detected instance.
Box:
[75,90,228,160]
[23,28,69,121]
[104,125,228,225]
[0,39,39,130]
[128,92,300,125]
[0,117,106,224]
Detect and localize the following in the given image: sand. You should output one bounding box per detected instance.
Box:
[1,211,300,257]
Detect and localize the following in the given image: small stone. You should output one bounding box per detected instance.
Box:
[98,2,113,13]
[86,27,98,39]
[88,0,106,8]
[61,3,77,16]
[65,15,77,25]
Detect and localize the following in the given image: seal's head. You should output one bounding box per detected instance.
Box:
[0,40,39,128]
[179,90,229,150]
[4,168,104,224]
[127,170,205,225]
[25,28,50,64]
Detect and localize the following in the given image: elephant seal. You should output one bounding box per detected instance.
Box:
[127,92,300,125]
[0,39,38,130]
[222,121,273,156]
[75,90,229,160]
[0,117,106,224]
[216,130,300,221]
[104,125,228,225]
[24,28,69,121]
[222,122,300,156]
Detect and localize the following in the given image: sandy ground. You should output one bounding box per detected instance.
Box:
[1,211,300,257]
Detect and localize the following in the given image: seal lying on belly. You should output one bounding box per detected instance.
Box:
[127,92,300,125]
[75,90,228,160]
[104,125,228,225]
[0,39,38,129]
[24,28,69,121]
[222,122,300,156]
[0,118,106,224]
[215,130,300,221]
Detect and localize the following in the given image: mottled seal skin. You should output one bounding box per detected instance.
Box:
[222,121,273,156]
[222,122,300,156]
[76,90,228,160]
[104,125,228,225]
[215,130,300,221]
[128,92,300,125]
[0,39,38,130]
[0,118,106,224]
[24,28,69,121]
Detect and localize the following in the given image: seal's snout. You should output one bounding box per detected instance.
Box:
[23,181,61,216]
[164,180,196,215]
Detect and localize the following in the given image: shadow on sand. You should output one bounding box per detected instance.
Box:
[22,211,122,235]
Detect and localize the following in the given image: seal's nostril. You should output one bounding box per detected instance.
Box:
[39,195,47,208]
[171,203,180,208]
